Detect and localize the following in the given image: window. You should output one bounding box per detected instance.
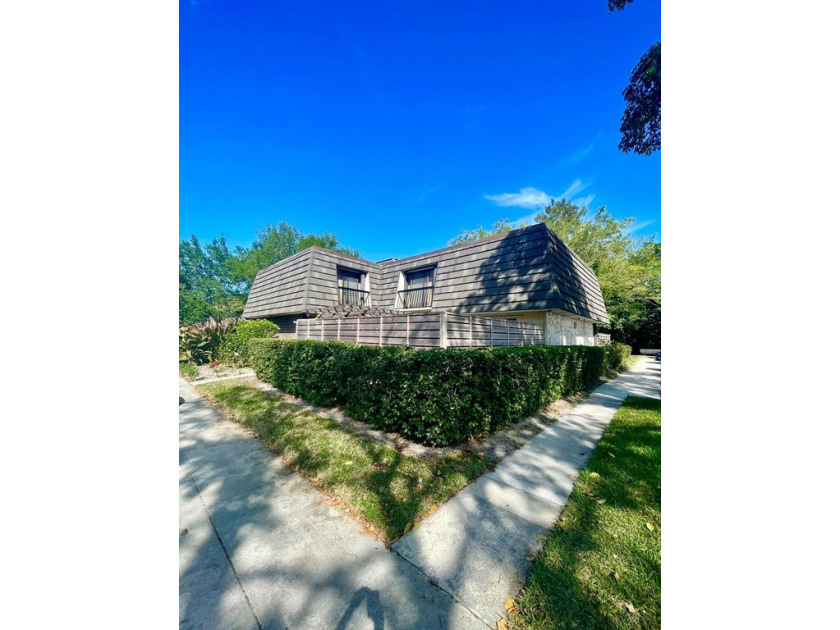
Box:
[398,266,435,309]
[337,268,369,306]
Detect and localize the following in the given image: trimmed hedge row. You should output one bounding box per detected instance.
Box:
[605,342,632,371]
[220,319,280,365]
[249,339,607,446]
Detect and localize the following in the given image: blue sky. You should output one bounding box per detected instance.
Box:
[180,0,661,262]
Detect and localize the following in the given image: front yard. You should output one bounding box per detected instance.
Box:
[510,396,661,629]
[197,379,488,543]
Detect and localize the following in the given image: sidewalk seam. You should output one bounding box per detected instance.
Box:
[393,489,553,628]
[389,546,494,630]
[467,475,568,511]
[187,468,264,630]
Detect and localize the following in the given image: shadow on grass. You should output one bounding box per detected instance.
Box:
[199,382,488,542]
[514,396,661,630]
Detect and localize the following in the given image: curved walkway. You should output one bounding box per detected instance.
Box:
[179,358,660,629]
[392,357,660,626]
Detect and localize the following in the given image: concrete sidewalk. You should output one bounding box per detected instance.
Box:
[179,379,486,630]
[179,357,660,629]
[392,357,660,627]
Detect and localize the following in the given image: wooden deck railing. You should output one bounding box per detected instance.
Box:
[295,312,545,349]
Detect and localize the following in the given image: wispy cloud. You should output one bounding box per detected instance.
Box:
[625,219,657,234]
[572,194,596,208]
[561,133,603,168]
[559,179,589,199]
[484,180,594,215]
[416,179,446,204]
[484,187,551,209]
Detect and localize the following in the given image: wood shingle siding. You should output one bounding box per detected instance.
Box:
[242,249,311,318]
[242,223,609,325]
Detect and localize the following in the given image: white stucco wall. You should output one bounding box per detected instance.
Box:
[546,311,597,346]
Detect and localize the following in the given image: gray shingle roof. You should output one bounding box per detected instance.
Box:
[242,223,609,324]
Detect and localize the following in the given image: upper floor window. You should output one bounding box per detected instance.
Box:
[398,266,435,309]
[337,268,370,307]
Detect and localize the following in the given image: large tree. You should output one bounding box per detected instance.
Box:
[618,42,661,155]
[610,0,661,155]
[179,235,245,325]
[229,222,359,290]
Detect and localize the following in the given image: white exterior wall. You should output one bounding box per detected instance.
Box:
[546,311,597,346]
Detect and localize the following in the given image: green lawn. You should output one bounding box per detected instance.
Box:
[196,379,489,542]
[511,396,661,630]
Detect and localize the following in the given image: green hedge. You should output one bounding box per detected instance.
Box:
[220,319,280,365]
[604,342,632,371]
[249,339,606,446]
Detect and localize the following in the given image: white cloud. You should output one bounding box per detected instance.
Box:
[484,180,594,214]
[483,187,551,209]
[625,219,657,233]
[572,194,596,208]
[561,134,602,168]
[559,179,588,200]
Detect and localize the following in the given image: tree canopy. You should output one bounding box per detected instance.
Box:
[229,223,359,290]
[619,42,661,155]
[179,222,359,325]
[607,0,634,11]
[609,0,661,155]
[447,219,519,245]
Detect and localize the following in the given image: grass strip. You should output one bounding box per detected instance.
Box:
[196,379,488,542]
[512,396,661,630]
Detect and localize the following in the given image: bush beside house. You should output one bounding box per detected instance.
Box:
[220,319,280,365]
[178,317,233,365]
[249,339,607,446]
[179,318,279,366]
[604,342,632,372]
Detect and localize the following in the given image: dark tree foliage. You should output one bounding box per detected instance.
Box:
[608,0,634,11]
[608,0,660,155]
[619,42,661,155]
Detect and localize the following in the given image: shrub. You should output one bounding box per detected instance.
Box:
[178,317,233,364]
[220,319,280,365]
[179,362,199,381]
[604,342,632,372]
[248,339,606,446]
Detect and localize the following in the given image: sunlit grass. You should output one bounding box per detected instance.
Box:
[197,379,488,542]
[512,396,661,630]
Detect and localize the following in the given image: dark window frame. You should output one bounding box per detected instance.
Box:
[398,265,436,309]
[336,266,369,307]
